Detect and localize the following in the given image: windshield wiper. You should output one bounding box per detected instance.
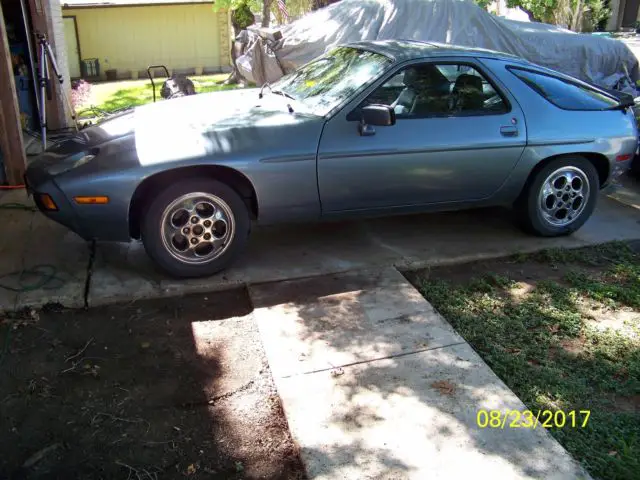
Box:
[258,83,295,113]
[258,82,272,99]
[272,89,295,101]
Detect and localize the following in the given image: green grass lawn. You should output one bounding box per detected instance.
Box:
[413,242,640,480]
[76,74,237,118]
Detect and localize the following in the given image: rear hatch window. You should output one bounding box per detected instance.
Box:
[509,67,621,111]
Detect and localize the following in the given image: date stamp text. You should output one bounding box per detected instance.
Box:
[477,409,591,429]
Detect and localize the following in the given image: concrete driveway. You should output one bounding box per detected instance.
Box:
[2,181,638,479]
[249,267,591,479]
[0,180,639,311]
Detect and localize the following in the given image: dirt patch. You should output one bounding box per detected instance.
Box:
[0,288,306,479]
[584,309,640,338]
[405,254,599,288]
[559,335,588,356]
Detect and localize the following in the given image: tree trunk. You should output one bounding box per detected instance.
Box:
[262,0,272,27]
[570,0,584,31]
[224,12,247,85]
[224,42,244,85]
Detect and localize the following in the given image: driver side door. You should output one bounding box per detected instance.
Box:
[316,58,527,213]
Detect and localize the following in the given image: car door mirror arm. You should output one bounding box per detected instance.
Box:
[359,120,376,136]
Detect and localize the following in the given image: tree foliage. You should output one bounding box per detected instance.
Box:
[475,0,611,31]
[474,0,493,9]
[214,0,316,25]
[230,2,255,30]
[212,0,262,13]
[504,0,555,22]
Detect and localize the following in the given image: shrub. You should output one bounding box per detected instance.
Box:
[71,79,92,109]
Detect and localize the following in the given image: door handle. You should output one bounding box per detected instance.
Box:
[500,125,518,137]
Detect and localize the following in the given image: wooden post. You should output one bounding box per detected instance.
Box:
[0,1,28,185]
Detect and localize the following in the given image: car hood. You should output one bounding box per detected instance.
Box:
[89,88,318,166]
[28,88,324,180]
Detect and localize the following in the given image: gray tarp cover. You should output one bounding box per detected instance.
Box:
[237,0,639,91]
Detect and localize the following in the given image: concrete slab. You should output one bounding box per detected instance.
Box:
[275,343,588,480]
[88,194,640,307]
[251,268,589,479]
[0,208,29,311]
[88,218,396,306]
[0,190,89,311]
[3,187,640,311]
[16,214,89,309]
[87,242,162,307]
[607,174,640,211]
[250,268,465,378]
[1,190,35,310]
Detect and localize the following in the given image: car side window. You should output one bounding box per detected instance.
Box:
[509,67,618,110]
[358,62,508,119]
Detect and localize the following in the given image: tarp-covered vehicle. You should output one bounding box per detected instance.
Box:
[236,0,640,93]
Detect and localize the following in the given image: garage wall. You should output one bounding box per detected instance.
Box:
[49,0,74,124]
[63,4,230,79]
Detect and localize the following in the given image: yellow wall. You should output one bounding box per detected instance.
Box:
[63,4,230,78]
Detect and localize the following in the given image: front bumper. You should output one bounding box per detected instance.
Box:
[24,170,93,240]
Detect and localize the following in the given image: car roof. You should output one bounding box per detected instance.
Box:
[343,39,529,65]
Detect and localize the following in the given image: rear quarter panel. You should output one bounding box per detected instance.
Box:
[480,58,637,200]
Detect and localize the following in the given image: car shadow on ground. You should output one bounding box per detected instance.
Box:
[0,288,305,479]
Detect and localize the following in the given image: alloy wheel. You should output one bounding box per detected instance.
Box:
[537,166,590,227]
[160,192,235,264]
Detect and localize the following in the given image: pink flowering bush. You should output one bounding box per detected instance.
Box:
[71,79,92,110]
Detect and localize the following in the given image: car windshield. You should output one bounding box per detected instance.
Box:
[272,46,392,116]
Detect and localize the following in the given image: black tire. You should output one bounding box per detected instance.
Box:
[630,154,640,178]
[141,178,250,278]
[516,156,599,237]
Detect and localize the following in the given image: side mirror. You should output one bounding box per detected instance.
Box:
[362,104,395,126]
[359,105,395,136]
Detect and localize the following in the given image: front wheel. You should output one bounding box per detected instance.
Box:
[517,156,599,237]
[141,179,250,278]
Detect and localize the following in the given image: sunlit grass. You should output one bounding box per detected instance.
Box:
[416,243,640,480]
[76,74,237,117]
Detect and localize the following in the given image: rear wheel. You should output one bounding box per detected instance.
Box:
[517,156,599,237]
[141,179,250,278]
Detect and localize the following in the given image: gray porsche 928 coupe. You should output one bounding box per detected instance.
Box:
[26,40,637,277]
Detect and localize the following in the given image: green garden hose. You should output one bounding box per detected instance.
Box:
[0,265,66,293]
[0,204,69,293]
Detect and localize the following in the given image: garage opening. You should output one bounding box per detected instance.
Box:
[0,0,72,186]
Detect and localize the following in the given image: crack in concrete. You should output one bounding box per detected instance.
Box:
[83,240,96,310]
[279,341,468,379]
